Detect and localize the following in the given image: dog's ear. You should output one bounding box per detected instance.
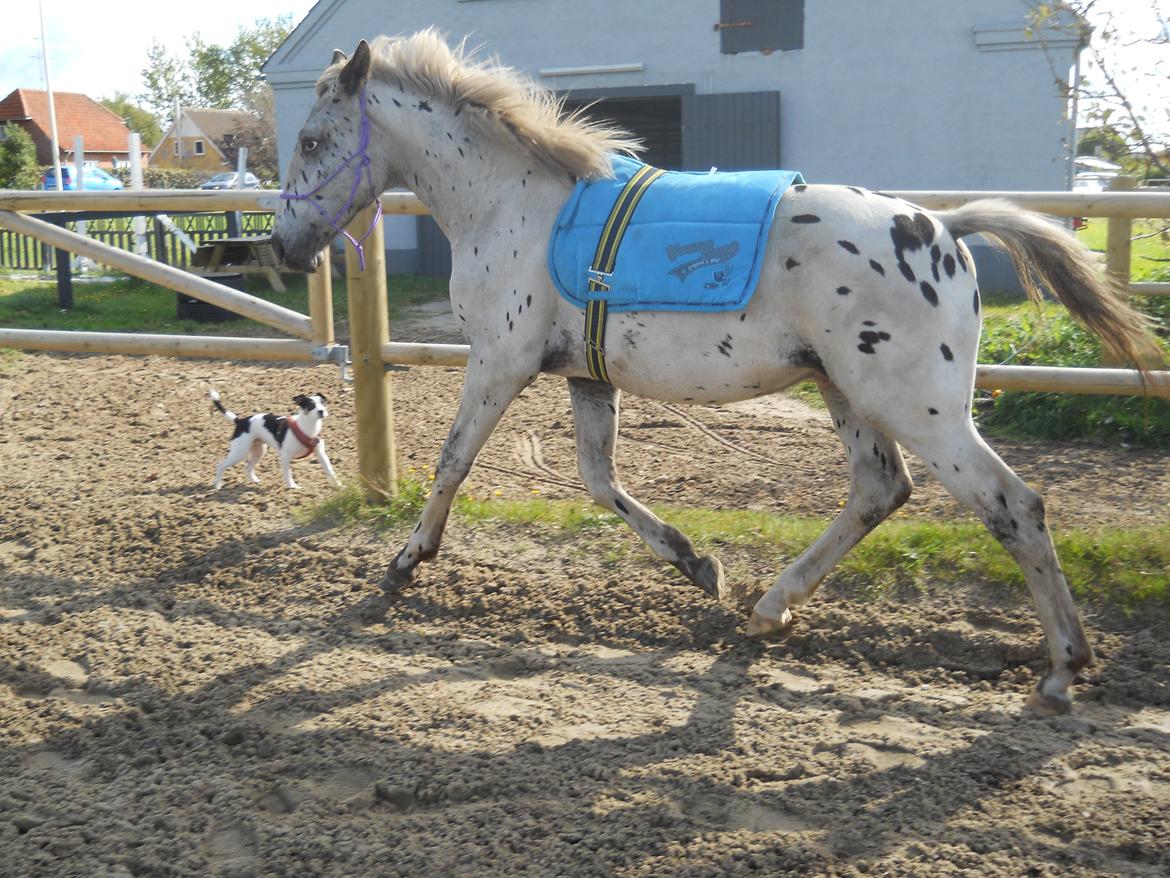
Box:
[293,394,310,409]
[316,392,328,403]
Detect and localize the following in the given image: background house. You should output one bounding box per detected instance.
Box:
[150,108,253,173]
[0,88,147,168]
[262,0,1085,275]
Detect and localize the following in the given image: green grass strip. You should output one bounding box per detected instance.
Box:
[302,482,1170,607]
[0,273,449,335]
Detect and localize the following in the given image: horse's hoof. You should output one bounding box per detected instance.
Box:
[746,608,793,638]
[1024,687,1072,717]
[380,564,414,593]
[694,554,727,601]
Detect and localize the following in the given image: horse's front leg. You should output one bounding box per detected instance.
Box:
[381,362,532,589]
[568,378,726,600]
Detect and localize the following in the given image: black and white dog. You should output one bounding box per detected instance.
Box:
[209,389,342,490]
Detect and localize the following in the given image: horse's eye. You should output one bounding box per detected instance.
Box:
[301,138,320,154]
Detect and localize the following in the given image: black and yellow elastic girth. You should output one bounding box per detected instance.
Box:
[584,164,666,383]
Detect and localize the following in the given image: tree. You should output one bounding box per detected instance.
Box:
[101,93,163,147]
[1029,1,1170,180]
[139,39,194,123]
[1076,124,1128,162]
[136,17,292,177]
[165,16,293,112]
[226,84,280,182]
[0,125,42,189]
[187,35,235,109]
[225,17,293,107]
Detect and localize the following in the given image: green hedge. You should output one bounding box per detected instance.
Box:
[108,167,210,189]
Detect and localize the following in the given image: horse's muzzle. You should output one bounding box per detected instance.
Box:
[270,234,322,273]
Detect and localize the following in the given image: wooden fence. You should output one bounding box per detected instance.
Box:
[0,212,273,271]
[0,183,1168,499]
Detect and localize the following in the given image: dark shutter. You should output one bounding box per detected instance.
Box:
[681,91,781,171]
[718,0,804,54]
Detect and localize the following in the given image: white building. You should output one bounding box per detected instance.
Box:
[263,0,1085,275]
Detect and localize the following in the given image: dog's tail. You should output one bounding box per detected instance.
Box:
[208,388,237,422]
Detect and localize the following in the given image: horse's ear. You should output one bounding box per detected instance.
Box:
[331,48,348,66]
[339,40,371,95]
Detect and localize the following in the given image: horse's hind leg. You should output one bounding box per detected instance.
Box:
[568,378,726,600]
[895,422,1092,715]
[749,380,912,634]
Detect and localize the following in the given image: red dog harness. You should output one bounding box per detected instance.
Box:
[286,418,320,459]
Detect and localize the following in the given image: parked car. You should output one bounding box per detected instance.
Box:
[199,172,260,190]
[42,164,124,191]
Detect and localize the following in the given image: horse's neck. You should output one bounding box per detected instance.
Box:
[369,82,565,245]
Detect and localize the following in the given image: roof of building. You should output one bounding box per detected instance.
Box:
[182,108,253,143]
[0,88,134,152]
[150,108,255,162]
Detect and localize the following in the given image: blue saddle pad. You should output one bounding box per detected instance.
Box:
[548,155,804,313]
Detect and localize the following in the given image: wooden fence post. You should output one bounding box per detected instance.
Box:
[308,248,335,346]
[1103,175,1137,365]
[1105,175,1137,287]
[344,207,398,500]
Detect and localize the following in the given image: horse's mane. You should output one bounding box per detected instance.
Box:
[317,29,641,180]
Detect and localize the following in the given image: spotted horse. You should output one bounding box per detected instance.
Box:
[271,31,1163,715]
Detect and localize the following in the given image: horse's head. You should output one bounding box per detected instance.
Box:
[272,41,381,272]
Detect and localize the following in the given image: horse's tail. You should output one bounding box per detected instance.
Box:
[936,199,1163,371]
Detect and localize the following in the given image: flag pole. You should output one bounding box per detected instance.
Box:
[38,1,63,191]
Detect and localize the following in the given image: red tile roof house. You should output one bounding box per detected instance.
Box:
[0,88,150,169]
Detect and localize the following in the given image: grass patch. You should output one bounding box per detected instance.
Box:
[0,272,449,336]
[0,275,266,335]
[784,381,825,410]
[303,481,1170,607]
[1077,219,1170,282]
[975,297,1170,446]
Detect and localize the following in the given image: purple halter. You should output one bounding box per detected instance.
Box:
[280,85,384,271]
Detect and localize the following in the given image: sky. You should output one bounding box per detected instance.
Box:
[0,0,318,100]
[1073,0,1169,144]
[0,0,1165,142]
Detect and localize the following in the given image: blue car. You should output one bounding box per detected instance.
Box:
[42,164,124,191]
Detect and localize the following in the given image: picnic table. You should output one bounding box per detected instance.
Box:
[192,235,287,293]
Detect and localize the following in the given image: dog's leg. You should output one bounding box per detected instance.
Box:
[278,451,301,490]
[214,438,254,490]
[314,439,342,487]
[245,441,265,484]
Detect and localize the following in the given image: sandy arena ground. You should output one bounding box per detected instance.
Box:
[1,320,1169,875]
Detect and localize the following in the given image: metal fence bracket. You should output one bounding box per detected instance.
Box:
[312,343,352,382]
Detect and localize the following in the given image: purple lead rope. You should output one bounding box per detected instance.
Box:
[280,85,384,271]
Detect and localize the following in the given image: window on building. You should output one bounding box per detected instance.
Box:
[194,140,205,156]
[0,125,8,142]
[173,141,179,156]
[719,0,804,54]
